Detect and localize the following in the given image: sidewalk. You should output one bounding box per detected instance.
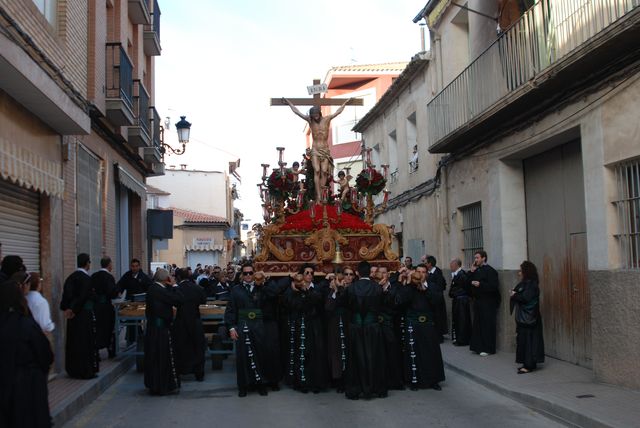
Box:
[441,342,640,428]
[49,356,134,427]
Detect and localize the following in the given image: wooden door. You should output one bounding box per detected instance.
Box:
[524,140,592,367]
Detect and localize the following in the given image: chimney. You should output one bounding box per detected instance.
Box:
[420,24,427,52]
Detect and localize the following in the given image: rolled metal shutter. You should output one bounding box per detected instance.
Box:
[0,180,40,273]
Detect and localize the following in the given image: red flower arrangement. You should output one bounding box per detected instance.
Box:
[355,168,386,195]
[267,169,295,199]
[280,205,371,232]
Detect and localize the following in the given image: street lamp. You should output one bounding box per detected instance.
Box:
[160,115,192,160]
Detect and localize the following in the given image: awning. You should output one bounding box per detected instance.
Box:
[114,163,146,198]
[0,137,64,198]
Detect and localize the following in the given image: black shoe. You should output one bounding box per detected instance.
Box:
[195,374,204,382]
[431,383,441,391]
[346,394,359,400]
[299,388,309,394]
[336,387,345,393]
[410,385,419,391]
[312,389,320,394]
[258,387,268,396]
[378,392,388,398]
[270,383,280,391]
[238,389,247,397]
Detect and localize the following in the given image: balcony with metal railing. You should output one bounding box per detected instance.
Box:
[105,43,134,126]
[142,106,163,169]
[427,0,640,153]
[144,0,161,56]
[128,80,151,147]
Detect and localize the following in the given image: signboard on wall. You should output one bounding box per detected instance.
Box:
[193,237,213,247]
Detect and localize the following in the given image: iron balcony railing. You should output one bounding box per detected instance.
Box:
[427,0,639,147]
[105,43,133,109]
[151,107,162,150]
[132,80,150,137]
[147,0,160,40]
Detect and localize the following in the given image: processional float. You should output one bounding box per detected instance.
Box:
[253,145,401,275]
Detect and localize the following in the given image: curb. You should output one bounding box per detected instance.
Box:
[51,356,134,427]
[443,361,612,428]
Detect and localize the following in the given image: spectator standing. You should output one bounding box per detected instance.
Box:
[25,272,55,333]
[117,258,152,300]
[0,280,54,428]
[510,261,545,374]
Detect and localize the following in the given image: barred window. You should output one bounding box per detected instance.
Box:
[613,159,640,270]
[461,202,483,267]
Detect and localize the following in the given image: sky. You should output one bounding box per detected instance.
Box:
[155,0,426,224]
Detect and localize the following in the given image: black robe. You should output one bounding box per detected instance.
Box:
[511,279,545,369]
[172,280,206,378]
[397,284,445,389]
[284,283,328,392]
[60,269,99,379]
[449,269,472,346]
[144,282,183,395]
[429,267,448,339]
[325,287,349,385]
[380,281,404,390]
[470,264,501,354]
[342,278,387,398]
[0,311,53,428]
[90,270,119,351]
[225,281,287,390]
[117,270,152,300]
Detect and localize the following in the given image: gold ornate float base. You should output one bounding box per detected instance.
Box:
[253,221,400,275]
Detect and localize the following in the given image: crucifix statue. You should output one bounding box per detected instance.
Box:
[271,79,363,203]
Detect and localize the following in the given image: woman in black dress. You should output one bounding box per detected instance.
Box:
[510,261,545,374]
[0,280,54,427]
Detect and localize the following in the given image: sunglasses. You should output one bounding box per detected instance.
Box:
[304,271,313,275]
[242,271,254,275]
[344,272,355,276]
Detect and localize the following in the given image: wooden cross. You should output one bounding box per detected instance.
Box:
[270,79,363,107]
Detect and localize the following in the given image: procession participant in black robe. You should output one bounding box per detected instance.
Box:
[144,268,183,395]
[225,263,270,397]
[449,258,472,346]
[325,267,354,392]
[285,264,328,393]
[91,256,120,358]
[254,271,289,390]
[423,256,448,342]
[0,281,53,428]
[340,261,387,400]
[172,268,207,381]
[396,271,445,391]
[469,250,501,356]
[377,266,404,390]
[117,258,152,299]
[510,261,544,373]
[60,253,99,379]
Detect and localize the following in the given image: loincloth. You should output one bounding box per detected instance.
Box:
[310,147,334,166]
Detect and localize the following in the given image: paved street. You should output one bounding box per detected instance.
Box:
[63,360,563,428]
